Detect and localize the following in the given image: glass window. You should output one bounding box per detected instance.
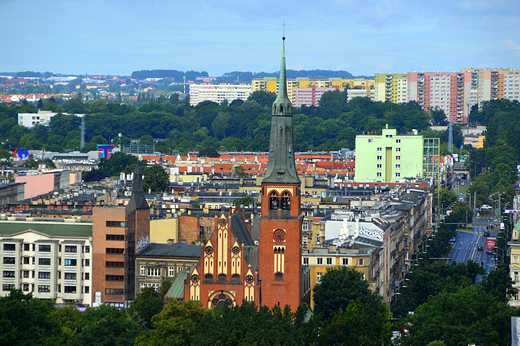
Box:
[38,258,51,265]
[377,156,382,160]
[303,257,309,265]
[169,266,175,276]
[39,245,51,252]
[64,273,76,280]
[37,285,50,292]
[141,266,146,275]
[396,156,401,160]
[38,272,51,279]
[64,246,77,253]
[3,243,15,251]
[24,244,30,251]
[343,258,348,265]
[64,259,77,266]
[359,259,364,266]
[64,286,76,293]
[3,271,15,277]
[317,258,323,265]
[326,258,332,265]
[377,164,382,169]
[317,272,323,283]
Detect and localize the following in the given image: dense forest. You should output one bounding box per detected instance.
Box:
[0,90,436,157]
[1,92,519,162]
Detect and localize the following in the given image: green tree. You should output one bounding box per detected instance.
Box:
[232,196,255,207]
[438,188,457,211]
[313,266,382,322]
[143,164,170,193]
[62,97,85,114]
[130,287,164,329]
[192,304,304,346]
[247,90,276,108]
[445,201,473,226]
[98,152,145,176]
[23,159,38,168]
[135,300,210,346]
[317,302,392,346]
[70,304,140,345]
[82,169,109,182]
[0,289,55,346]
[198,137,220,158]
[405,285,516,346]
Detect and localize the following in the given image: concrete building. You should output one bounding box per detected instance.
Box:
[91,164,150,307]
[408,72,472,124]
[292,85,373,107]
[374,73,408,104]
[135,242,200,294]
[189,83,252,106]
[374,72,473,123]
[460,68,520,105]
[252,77,375,105]
[508,220,520,307]
[0,218,93,306]
[18,110,57,128]
[355,128,424,183]
[15,170,72,199]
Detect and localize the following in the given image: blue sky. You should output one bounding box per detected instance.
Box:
[1,0,519,77]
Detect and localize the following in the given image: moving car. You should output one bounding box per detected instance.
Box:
[477,246,483,251]
[450,237,457,243]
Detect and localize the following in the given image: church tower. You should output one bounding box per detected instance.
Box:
[259,36,302,310]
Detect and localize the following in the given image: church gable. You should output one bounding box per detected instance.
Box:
[185,213,259,308]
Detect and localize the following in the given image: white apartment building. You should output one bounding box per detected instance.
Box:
[18,110,57,128]
[189,83,252,106]
[0,220,93,306]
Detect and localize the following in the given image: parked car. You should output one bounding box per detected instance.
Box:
[450,237,457,242]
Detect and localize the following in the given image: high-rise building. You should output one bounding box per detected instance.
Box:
[253,77,374,105]
[461,68,520,105]
[92,164,150,307]
[374,73,408,104]
[374,72,472,123]
[189,83,252,106]
[355,128,424,183]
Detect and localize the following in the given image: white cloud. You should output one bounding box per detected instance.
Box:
[505,39,520,57]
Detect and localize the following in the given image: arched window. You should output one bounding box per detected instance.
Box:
[269,191,279,210]
[281,191,291,210]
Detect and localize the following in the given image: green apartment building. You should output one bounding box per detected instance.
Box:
[355,128,424,183]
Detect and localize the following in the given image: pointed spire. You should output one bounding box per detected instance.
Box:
[126,163,149,213]
[263,37,299,184]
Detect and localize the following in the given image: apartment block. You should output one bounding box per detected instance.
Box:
[252,77,374,105]
[18,110,57,128]
[0,219,93,306]
[189,83,252,106]
[374,72,472,123]
[408,72,472,124]
[461,68,520,105]
[355,128,424,183]
[374,73,408,104]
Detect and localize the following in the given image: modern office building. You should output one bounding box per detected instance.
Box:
[355,128,424,183]
[0,218,93,306]
[189,83,252,106]
[18,110,57,128]
[91,164,150,307]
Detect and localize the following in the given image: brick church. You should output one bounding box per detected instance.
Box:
[184,37,308,311]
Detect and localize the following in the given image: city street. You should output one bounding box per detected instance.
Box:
[448,221,497,276]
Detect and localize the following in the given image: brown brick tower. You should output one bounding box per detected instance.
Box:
[259,36,303,311]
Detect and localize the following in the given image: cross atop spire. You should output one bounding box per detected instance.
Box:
[263,36,299,185]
